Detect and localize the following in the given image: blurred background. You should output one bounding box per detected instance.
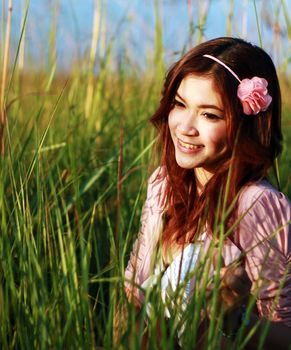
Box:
[4,0,291,72]
[0,1,290,348]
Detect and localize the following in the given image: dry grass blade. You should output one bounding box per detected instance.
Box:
[0,0,13,156]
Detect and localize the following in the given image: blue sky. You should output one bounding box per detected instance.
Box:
[4,0,291,72]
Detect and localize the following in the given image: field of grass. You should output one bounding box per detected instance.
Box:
[0,1,290,349]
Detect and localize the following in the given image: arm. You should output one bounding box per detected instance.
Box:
[114,168,167,344]
[113,200,148,346]
[219,184,291,348]
[216,263,291,349]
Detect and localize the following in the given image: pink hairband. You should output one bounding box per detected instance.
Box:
[203,54,272,115]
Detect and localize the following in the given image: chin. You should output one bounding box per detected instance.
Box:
[175,160,196,169]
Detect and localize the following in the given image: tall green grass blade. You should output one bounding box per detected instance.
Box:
[253,0,262,47]
[5,0,30,104]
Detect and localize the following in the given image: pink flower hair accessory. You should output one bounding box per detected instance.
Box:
[203,54,272,115]
[237,77,272,115]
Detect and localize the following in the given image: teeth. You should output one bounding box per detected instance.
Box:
[179,139,202,150]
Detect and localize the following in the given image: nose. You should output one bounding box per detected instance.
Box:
[177,113,199,136]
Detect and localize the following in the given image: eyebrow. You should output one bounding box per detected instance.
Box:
[175,92,224,113]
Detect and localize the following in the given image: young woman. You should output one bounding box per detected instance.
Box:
[118,37,291,348]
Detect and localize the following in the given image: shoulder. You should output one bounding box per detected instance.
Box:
[237,180,290,218]
[235,180,290,256]
[145,166,168,213]
[234,182,291,324]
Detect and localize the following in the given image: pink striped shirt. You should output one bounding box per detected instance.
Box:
[125,167,291,326]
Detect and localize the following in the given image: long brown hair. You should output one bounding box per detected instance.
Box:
[150,37,282,246]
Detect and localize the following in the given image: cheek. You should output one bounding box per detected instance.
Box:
[168,111,179,140]
[168,110,176,130]
[168,110,187,137]
[209,127,227,149]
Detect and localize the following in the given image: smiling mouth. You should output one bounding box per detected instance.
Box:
[178,139,204,150]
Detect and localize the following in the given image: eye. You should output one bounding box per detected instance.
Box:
[202,112,223,120]
[172,99,185,108]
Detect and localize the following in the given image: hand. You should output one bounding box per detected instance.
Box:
[206,253,252,319]
[206,253,252,339]
[218,256,252,313]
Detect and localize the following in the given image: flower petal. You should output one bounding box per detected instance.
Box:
[237,77,272,115]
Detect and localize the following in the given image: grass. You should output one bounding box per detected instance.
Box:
[0,1,290,349]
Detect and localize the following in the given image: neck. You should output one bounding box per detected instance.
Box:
[194,168,213,194]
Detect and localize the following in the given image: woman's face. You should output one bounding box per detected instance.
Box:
[168,75,228,178]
